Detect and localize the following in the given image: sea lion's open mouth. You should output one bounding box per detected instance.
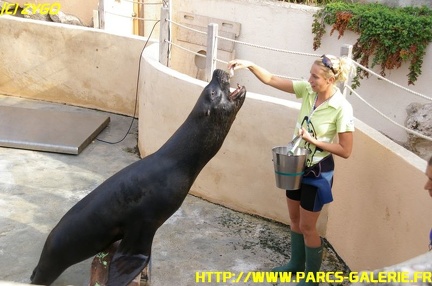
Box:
[229,84,246,100]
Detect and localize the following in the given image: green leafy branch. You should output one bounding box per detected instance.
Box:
[312,3,432,88]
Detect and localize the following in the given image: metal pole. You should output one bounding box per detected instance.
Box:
[206,23,218,82]
[340,44,353,97]
[159,7,170,66]
[98,0,105,29]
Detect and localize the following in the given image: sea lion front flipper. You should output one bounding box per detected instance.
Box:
[107,252,150,286]
[107,229,155,286]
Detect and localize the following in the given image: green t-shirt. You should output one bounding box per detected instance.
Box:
[293,81,355,167]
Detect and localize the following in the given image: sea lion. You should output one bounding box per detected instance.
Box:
[30,69,246,286]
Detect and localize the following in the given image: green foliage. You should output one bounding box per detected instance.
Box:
[280,0,335,5]
[312,3,432,87]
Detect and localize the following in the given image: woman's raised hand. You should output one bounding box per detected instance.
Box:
[227,59,254,71]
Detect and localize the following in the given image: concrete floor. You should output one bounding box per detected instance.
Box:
[0,95,349,286]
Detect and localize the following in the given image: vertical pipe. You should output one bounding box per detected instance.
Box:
[340,44,353,97]
[98,0,105,29]
[159,7,170,66]
[206,23,218,82]
[92,9,100,29]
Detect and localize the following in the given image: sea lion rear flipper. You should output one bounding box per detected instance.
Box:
[107,252,150,286]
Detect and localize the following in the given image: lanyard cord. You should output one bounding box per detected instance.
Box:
[429,228,432,251]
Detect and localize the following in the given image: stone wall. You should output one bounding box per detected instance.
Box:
[13,0,97,26]
[405,103,432,160]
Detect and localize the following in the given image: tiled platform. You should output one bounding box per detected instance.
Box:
[0,105,109,155]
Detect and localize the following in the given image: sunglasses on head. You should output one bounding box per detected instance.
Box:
[321,55,336,75]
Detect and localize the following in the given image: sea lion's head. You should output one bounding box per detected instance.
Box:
[196,69,246,122]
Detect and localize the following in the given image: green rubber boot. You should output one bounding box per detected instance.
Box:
[297,243,323,286]
[272,231,305,273]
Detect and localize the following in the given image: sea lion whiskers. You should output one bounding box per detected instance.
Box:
[229,84,245,100]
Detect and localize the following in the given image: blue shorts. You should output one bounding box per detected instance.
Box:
[285,155,335,212]
[286,171,334,212]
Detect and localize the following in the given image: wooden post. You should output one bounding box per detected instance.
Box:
[206,23,218,82]
[137,0,145,36]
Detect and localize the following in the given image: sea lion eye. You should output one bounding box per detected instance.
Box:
[210,90,218,101]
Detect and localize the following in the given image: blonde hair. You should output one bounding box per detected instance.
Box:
[314,55,356,84]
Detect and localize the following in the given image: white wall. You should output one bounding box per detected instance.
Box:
[0,16,152,116]
[166,0,432,145]
[101,0,163,39]
[139,43,432,271]
[103,0,134,34]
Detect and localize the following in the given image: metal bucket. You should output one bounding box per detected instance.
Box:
[272,146,308,190]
